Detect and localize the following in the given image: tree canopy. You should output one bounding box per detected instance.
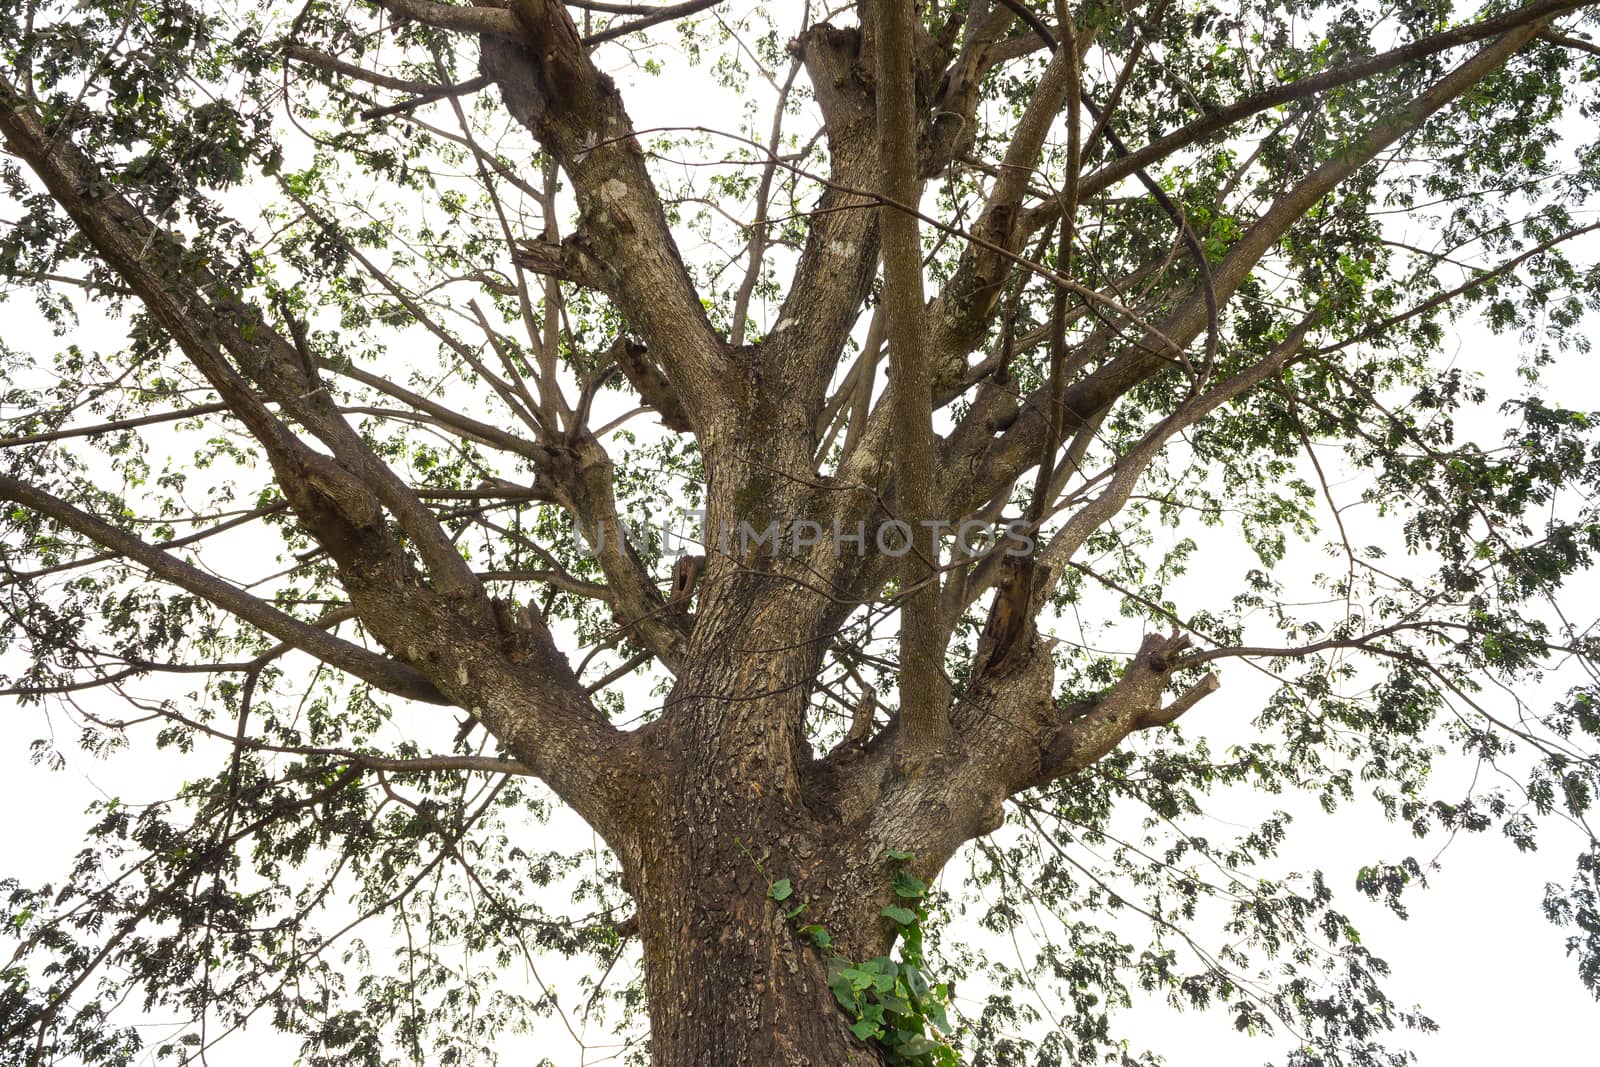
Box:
[2,1,1600,1064]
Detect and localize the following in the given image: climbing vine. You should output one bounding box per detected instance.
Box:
[766,850,959,1066]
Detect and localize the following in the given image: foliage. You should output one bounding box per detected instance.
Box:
[769,852,961,1065]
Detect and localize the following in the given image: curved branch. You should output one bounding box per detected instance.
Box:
[582,0,723,45]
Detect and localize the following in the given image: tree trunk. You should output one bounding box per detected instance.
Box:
[631,777,885,1066]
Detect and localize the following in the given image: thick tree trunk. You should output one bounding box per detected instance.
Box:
[630,777,889,1067]
[622,632,893,1067]
[634,827,883,1067]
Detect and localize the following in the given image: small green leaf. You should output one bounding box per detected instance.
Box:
[904,965,929,999]
[883,848,915,862]
[849,1016,881,1040]
[881,904,917,926]
[767,878,793,901]
[924,996,950,1032]
[837,967,871,989]
[786,902,808,920]
[866,956,898,977]
[892,870,927,899]
[798,924,832,949]
[827,959,859,1009]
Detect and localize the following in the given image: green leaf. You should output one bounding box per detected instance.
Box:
[903,965,929,1000]
[836,967,869,989]
[767,878,792,901]
[798,924,832,949]
[881,904,917,926]
[827,959,860,1010]
[883,848,915,862]
[892,871,927,899]
[829,983,859,1013]
[849,1016,881,1041]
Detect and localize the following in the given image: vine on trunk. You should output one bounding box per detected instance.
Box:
[767,851,959,1065]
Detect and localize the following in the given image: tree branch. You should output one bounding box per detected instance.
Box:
[582,0,723,46]
[373,0,519,37]
[944,16,1555,524]
[878,0,950,756]
[478,0,729,431]
[0,474,446,704]
[1064,0,1597,204]
[0,72,636,838]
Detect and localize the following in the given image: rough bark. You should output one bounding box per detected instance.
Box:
[630,747,885,1067]
[876,0,951,756]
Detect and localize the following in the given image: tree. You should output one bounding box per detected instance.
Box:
[3,0,1600,1062]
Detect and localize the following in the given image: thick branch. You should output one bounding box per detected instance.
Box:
[0,474,446,704]
[925,22,1081,367]
[878,0,950,755]
[480,1,728,431]
[374,0,519,37]
[768,23,885,425]
[553,434,690,670]
[607,337,692,433]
